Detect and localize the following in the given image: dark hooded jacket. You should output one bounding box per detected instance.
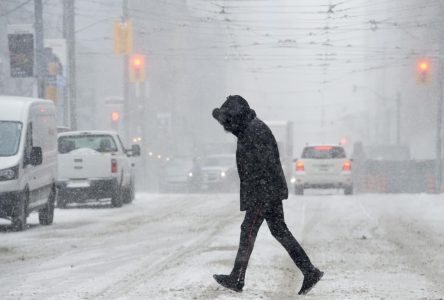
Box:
[213,95,288,211]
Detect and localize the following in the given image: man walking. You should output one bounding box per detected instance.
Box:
[212,95,323,295]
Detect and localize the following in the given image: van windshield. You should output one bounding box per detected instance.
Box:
[58,135,118,154]
[0,121,22,157]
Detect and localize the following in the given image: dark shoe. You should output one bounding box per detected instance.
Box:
[213,274,244,292]
[298,268,324,295]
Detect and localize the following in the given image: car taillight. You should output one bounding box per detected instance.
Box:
[343,160,351,171]
[111,159,118,173]
[296,160,305,172]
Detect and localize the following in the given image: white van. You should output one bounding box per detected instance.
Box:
[0,96,57,230]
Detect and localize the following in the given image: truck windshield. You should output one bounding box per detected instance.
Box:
[58,135,118,154]
[0,121,22,157]
[302,146,346,159]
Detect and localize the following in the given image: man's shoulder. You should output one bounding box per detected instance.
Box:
[247,118,272,136]
[243,118,275,146]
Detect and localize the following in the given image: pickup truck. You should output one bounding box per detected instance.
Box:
[56,131,140,208]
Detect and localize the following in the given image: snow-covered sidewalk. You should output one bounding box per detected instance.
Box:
[1,193,443,299]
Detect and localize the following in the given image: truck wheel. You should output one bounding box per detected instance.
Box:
[57,190,67,209]
[295,186,304,195]
[12,190,28,231]
[111,184,123,208]
[344,186,354,195]
[129,181,135,202]
[39,186,56,225]
[122,184,133,204]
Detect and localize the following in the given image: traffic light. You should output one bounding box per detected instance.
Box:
[113,21,133,55]
[111,111,120,130]
[129,54,146,82]
[111,111,120,122]
[417,58,431,85]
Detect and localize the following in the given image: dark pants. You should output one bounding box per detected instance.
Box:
[230,201,313,282]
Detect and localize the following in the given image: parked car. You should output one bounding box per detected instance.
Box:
[292,145,353,195]
[201,154,238,192]
[0,96,57,230]
[56,131,140,208]
[158,157,194,193]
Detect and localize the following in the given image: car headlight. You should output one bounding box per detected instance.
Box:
[0,165,19,181]
[188,172,193,177]
[220,171,227,177]
[290,177,296,184]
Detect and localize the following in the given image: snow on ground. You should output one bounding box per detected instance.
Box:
[1,192,444,299]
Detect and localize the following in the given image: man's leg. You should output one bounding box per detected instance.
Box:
[264,203,313,274]
[230,204,265,283]
[265,202,323,295]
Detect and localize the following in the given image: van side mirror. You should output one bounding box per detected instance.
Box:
[30,147,43,166]
[130,144,141,157]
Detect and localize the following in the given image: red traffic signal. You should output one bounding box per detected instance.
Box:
[129,54,146,82]
[417,58,431,84]
[111,111,120,122]
[419,61,429,71]
[133,57,142,68]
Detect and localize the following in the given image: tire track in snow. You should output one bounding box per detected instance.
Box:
[358,196,444,297]
[90,199,238,300]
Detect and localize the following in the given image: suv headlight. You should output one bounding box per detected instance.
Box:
[220,171,227,178]
[0,165,19,181]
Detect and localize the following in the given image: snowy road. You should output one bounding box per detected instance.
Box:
[1,193,444,299]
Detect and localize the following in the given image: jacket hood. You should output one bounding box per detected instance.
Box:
[212,95,256,136]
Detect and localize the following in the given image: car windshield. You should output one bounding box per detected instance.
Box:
[58,135,118,154]
[302,146,346,159]
[0,121,22,157]
[204,156,234,167]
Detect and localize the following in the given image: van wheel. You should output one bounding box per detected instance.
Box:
[12,191,28,231]
[111,184,123,208]
[39,186,56,225]
[295,186,304,195]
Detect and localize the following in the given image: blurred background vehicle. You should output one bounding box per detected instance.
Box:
[200,154,238,192]
[158,156,194,193]
[292,144,353,195]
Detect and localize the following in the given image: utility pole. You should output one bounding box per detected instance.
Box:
[122,0,130,143]
[396,92,401,145]
[63,0,77,130]
[34,0,44,98]
[435,64,443,193]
